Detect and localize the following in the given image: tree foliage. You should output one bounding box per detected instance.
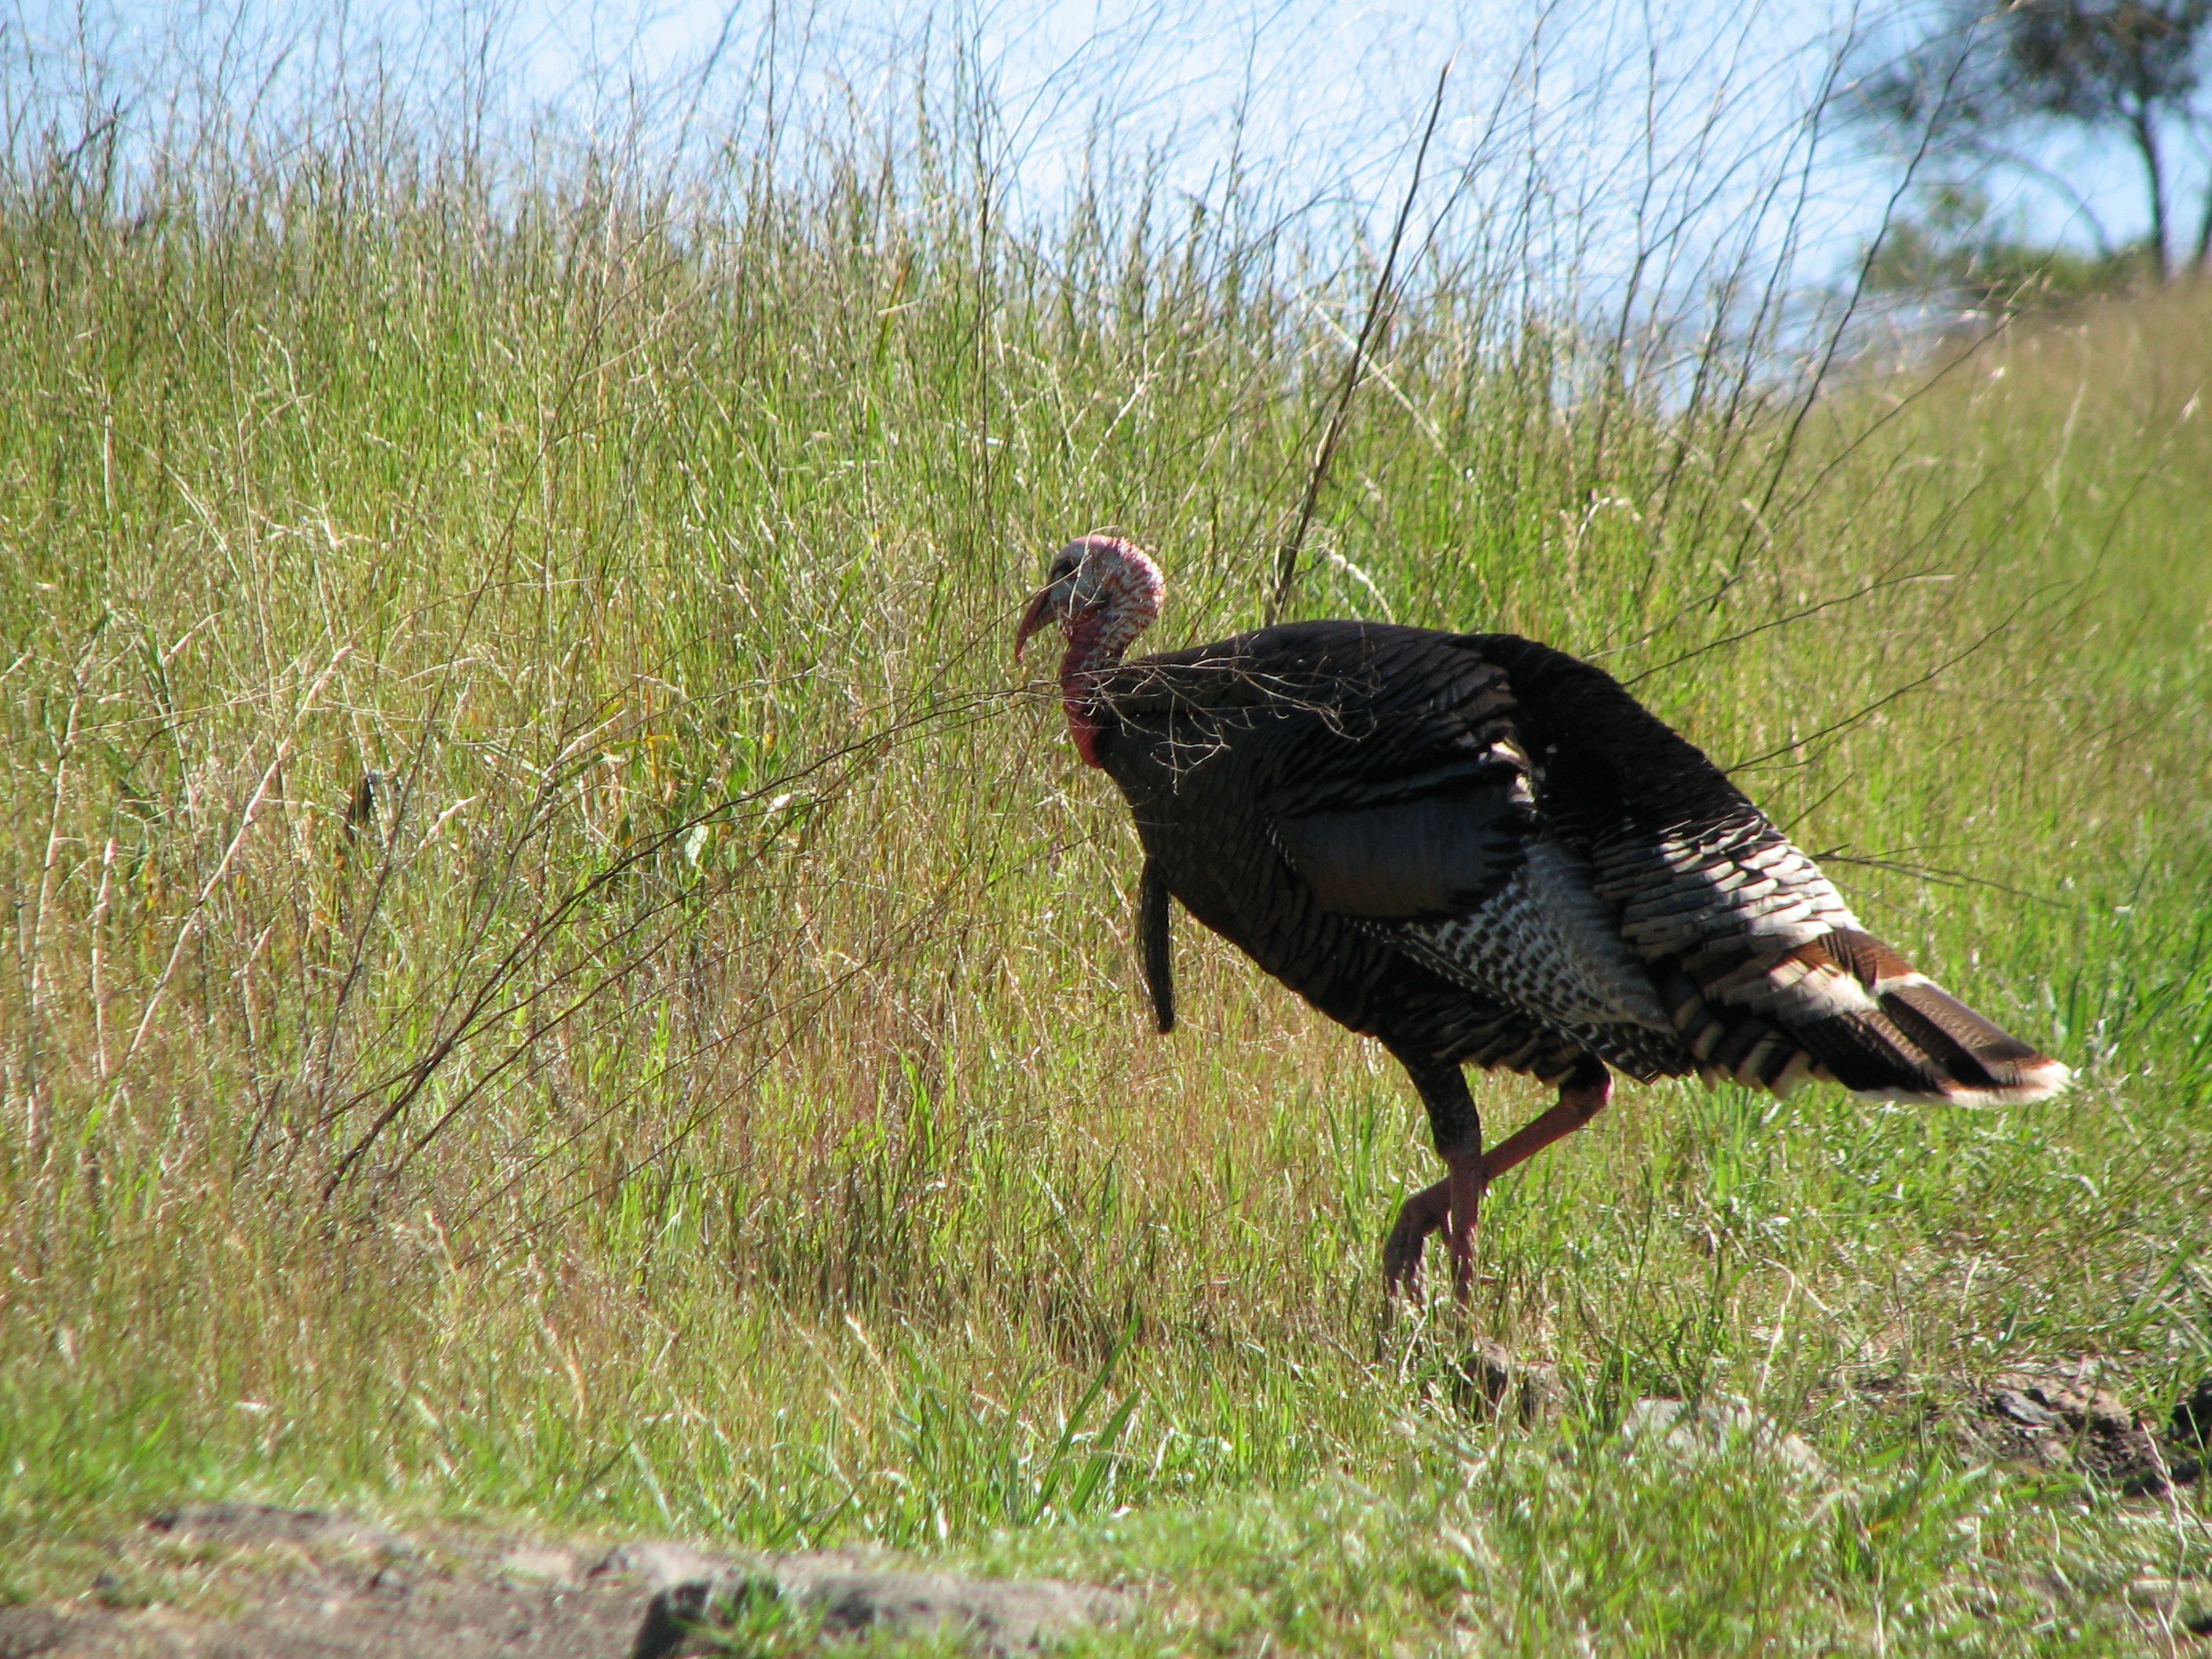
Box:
[1848,0,2212,278]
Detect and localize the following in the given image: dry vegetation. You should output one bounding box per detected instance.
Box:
[1,20,2210,1653]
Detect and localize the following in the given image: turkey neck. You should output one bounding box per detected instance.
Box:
[1057,616,1119,768]
[1057,567,1162,768]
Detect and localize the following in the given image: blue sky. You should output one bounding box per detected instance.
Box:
[497,0,2152,256]
[9,0,2164,291]
[511,0,1868,237]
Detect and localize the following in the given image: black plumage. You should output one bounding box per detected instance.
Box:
[1019,538,2069,1298]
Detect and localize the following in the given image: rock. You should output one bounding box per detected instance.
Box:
[0,1607,74,1658]
[1968,1364,2195,1492]
[598,1541,742,1590]
[634,1563,1125,1658]
[1619,1396,1826,1478]
[799,1567,1122,1650]
[2171,1377,2212,1451]
[0,1509,1129,1659]
[1453,1341,1563,1426]
[1990,1373,2135,1437]
[145,1502,408,1556]
[499,1544,584,1588]
[633,1571,783,1658]
[1990,1388,2064,1430]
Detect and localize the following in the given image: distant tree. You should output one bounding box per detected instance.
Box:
[1864,184,2152,309]
[1846,0,2212,279]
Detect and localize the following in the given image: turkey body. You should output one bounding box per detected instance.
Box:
[1090,620,2064,1113]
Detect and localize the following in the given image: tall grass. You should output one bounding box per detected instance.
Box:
[1,9,2209,1649]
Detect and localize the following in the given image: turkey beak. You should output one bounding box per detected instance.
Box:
[1014,582,1067,665]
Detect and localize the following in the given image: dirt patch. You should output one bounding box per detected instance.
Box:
[0,1505,1124,1657]
[1953,1363,2208,1496]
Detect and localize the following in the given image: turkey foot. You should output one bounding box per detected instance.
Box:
[1384,1063,1613,1303]
[1382,1154,1486,1302]
[1382,1176,1448,1295]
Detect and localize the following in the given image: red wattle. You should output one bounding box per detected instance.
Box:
[1060,624,1108,768]
[1065,698,1104,767]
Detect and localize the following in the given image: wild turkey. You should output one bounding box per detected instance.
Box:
[1016,534,2071,1301]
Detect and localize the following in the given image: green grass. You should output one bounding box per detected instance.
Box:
[2,34,2210,1654]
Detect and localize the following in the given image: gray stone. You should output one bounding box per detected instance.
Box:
[0,1607,72,1658]
[143,1502,409,1556]
[1621,1396,1826,1478]
[634,1562,1126,1657]
[0,1509,1127,1659]
[1990,1372,2136,1436]
[1990,1388,2064,1429]
[2169,1376,2212,1450]
[597,1541,742,1591]
[1979,1366,2177,1491]
[1455,1341,1563,1426]
[497,1545,584,1588]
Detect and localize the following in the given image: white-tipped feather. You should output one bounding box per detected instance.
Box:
[1851,1054,2073,1108]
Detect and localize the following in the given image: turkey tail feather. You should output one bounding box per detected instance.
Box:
[1863,975,2071,1104]
[1672,927,2069,1106]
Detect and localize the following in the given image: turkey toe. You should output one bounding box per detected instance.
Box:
[1384,1177,1452,1293]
